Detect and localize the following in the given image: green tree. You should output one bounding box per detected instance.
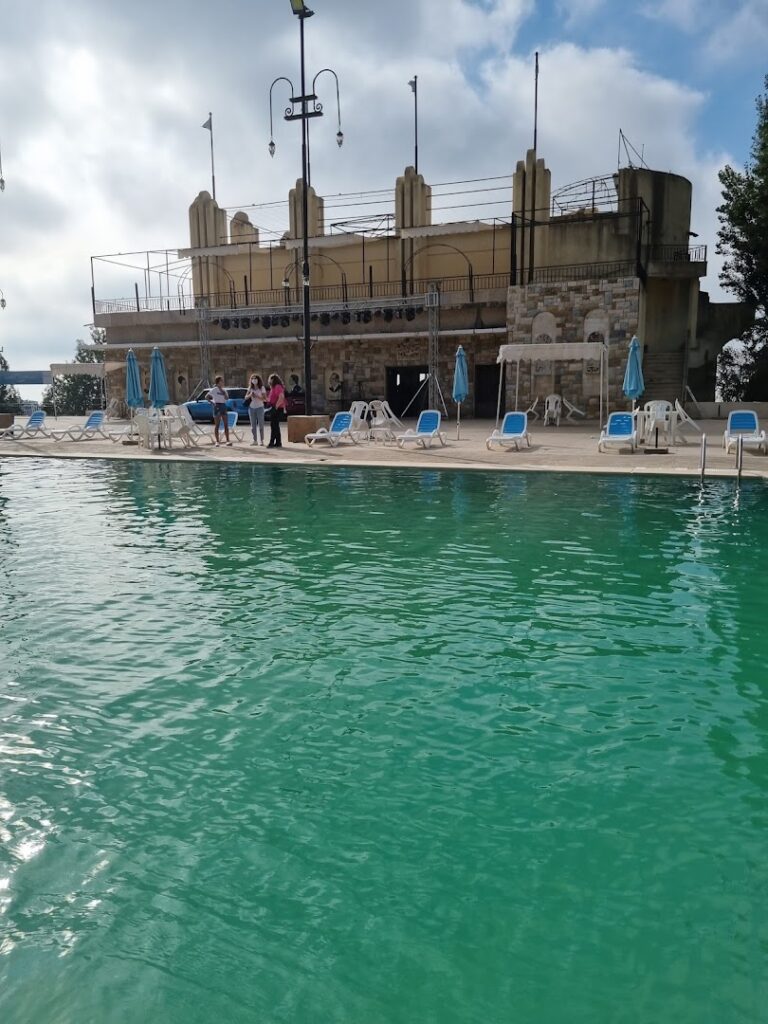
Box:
[716,74,768,399]
[42,328,106,415]
[0,349,23,414]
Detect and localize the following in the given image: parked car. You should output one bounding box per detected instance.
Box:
[183,387,304,423]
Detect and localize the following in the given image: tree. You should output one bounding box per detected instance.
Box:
[0,350,23,414]
[41,328,106,415]
[716,74,768,399]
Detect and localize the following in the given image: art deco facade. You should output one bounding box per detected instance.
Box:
[95,150,750,418]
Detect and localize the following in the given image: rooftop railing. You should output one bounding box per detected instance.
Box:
[94,260,641,315]
[648,244,707,263]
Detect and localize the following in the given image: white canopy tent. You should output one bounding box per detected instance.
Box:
[495,341,608,426]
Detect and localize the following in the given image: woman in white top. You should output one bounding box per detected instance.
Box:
[246,373,268,445]
[206,375,231,446]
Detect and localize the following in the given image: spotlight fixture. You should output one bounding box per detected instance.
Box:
[241,316,251,329]
[405,307,416,321]
[383,309,394,322]
[261,315,272,328]
[373,308,383,318]
[221,317,231,330]
[232,318,240,329]
[311,313,319,322]
[332,312,340,321]
[211,317,220,326]
[320,312,331,326]
[362,309,372,323]
[341,311,351,325]
[280,315,290,327]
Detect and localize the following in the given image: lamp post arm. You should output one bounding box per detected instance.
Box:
[313,68,342,136]
[268,76,295,150]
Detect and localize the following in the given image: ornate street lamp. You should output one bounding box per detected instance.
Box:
[268,2,343,414]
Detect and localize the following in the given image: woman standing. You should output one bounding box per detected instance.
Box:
[206,375,231,446]
[246,373,267,445]
[266,374,286,448]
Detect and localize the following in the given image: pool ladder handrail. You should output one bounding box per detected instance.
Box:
[699,433,707,481]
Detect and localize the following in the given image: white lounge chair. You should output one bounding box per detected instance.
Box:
[673,399,701,444]
[177,406,210,444]
[486,412,532,451]
[163,405,196,448]
[563,397,585,421]
[543,394,562,426]
[51,410,109,442]
[305,411,359,447]
[598,412,637,452]
[396,410,447,449]
[723,410,767,454]
[525,396,540,421]
[0,410,51,439]
[369,400,403,442]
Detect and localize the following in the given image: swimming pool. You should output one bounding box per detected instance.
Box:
[1,459,766,1023]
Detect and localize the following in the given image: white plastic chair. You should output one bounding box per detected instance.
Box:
[348,401,370,441]
[643,400,673,443]
[525,397,540,421]
[369,400,403,442]
[543,394,562,427]
[162,406,195,448]
[178,406,211,444]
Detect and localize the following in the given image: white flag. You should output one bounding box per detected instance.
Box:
[202,115,212,131]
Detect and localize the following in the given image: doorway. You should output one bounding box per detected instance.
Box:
[474,363,505,419]
[386,366,429,418]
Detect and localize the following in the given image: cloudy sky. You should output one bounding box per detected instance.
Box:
[0,0,766,393]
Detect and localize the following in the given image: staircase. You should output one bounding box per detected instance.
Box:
[642,350,685,402]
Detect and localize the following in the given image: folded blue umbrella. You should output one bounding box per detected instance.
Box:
[125,349,144,409]
[453,345,469,439]
[148,347,170,409]
[622,336,645,400]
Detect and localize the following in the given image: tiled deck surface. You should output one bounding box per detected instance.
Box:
[1,417,766,479]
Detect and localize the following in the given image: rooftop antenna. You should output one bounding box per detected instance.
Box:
[618,129,649,171]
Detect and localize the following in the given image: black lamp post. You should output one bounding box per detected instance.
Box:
[269,1,343,415]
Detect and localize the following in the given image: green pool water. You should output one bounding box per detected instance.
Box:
[0,459,766,1023]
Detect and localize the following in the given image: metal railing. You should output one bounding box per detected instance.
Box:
[648,244,707,263]
[94,259,641,315]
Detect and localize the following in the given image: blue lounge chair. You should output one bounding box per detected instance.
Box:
[598,412,637,452]
[305,411,359,447]
[723,410,766,454]
[52,410,109,442]
[486,411,532,451]
[396,410,447,449]
[0,410,50,439]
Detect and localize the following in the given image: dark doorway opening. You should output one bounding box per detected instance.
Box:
[474,363,505,419]
[386,365,429,418]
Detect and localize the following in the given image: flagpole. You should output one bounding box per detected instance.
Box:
[409,76,418,174]
[203,112,216,201]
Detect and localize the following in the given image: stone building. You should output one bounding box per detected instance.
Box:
[94,150,749,418]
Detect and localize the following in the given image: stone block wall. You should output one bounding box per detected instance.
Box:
[505,277,640,416]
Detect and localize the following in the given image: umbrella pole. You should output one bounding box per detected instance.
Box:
[495,361,504,428]
[515,359,520,412]
[457,401,461,440]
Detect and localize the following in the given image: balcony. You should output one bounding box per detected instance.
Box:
[646,244,707,279]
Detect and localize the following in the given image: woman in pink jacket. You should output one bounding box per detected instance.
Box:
[266,374,286,448]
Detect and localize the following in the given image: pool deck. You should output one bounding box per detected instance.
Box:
[1,417,766,479]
